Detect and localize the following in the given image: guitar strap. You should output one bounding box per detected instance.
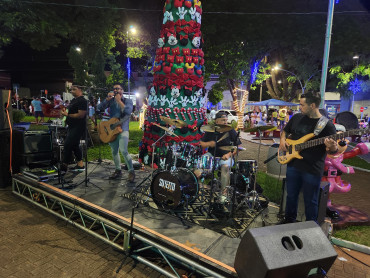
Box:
[313,116,329,136]
[291,114,329,136]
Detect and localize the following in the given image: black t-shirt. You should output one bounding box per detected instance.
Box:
[66,96,88,128]
[201,129,241,157]
[284,113,336,176]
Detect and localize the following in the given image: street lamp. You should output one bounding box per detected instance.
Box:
[126,25,137,99]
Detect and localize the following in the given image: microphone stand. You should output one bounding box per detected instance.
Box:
[74,94,102,192]
[205,127,220,222]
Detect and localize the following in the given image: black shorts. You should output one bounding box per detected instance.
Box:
[35,111,44,117]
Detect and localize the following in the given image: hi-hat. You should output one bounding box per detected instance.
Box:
[153,123,178,137]
[201,124,233,133]
[160,116,187,128]
[244,125,276,132]
[215,124,233,132]
[219,146,246,151]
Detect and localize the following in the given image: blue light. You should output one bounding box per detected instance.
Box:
[335,0,340,3]
[127,57,131,79]
[349,78,362,95]
[250,60,260,84]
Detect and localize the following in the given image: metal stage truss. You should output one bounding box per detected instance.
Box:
[12,174,237,278]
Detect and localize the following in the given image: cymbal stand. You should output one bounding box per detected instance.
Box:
[237,127,263,212]
[250,127,263,210]
[228,144,240,219]
[151,126,175,169]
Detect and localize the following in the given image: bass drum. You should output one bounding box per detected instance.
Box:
[151,168,199,209]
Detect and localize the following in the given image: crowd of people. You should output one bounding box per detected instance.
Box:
[241,108,296,130]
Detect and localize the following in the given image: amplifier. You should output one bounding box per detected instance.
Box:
[281,181,329,225]
[13,129,53,154]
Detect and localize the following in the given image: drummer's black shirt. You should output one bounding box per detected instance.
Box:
[201,129,241,157]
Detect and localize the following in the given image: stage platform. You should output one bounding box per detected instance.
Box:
[12,161,281,277]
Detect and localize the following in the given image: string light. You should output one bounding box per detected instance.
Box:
[349,78,362,95]
[250,60,260,84]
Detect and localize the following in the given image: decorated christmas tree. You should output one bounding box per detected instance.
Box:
[139,0,206,167]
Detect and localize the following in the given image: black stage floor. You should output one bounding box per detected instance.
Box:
[24,160,281,273]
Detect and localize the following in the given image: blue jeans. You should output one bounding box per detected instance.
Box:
[285,166,321,223]
[109,131,133,172]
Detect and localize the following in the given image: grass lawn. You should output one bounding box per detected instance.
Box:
[333,226,370,247]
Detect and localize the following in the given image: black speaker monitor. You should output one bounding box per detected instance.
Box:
[234,221,337,278]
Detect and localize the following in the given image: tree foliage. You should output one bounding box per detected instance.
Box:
[329,63,370,98]
[202,0,370,102]
[208,82,225,105]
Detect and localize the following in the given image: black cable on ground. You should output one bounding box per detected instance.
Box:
[331,241,370,268]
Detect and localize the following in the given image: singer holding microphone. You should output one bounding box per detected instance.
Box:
[97,83,135,181]
[200,112,241,206]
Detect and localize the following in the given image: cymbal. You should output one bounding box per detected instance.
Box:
[219,146,246,151]
[160,116,187,128]
[244,125,276,132]
[201,124,233,133]
[215,124,233,132]
[200,125,217,133]
[153,123,179,137]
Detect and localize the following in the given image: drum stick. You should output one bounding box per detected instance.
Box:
[217,132,229,143]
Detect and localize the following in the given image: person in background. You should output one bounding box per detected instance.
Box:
[31,96,44,124]
[251,110,258,127]
[88,100,97,130]
[278,108,286,130]
[272,109,278,123]
[209,107,217,121]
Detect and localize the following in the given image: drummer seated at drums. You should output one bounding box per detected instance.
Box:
[199,112,242,204]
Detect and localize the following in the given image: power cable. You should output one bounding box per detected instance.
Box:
[331,242,370,268]
[3,0,370,16]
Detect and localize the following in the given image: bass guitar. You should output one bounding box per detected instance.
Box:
[98,117,125,143]
[278,127,369,164]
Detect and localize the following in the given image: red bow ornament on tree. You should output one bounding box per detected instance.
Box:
[172,47,180,56]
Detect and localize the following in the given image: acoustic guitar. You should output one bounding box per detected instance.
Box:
[278,127,369,164]
[98,117,124,143]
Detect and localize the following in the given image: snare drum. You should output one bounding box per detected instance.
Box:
[197,155,221,172]
[150,168,199,209]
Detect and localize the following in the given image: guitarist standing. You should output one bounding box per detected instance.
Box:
[279,91,337,224]
[97,83,135,181]
[60,85,88,172]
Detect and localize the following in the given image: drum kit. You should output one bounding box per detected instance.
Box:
[136,116,267,218]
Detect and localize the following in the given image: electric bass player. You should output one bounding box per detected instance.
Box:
[97,83,135,181]
[279,91,337,224]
